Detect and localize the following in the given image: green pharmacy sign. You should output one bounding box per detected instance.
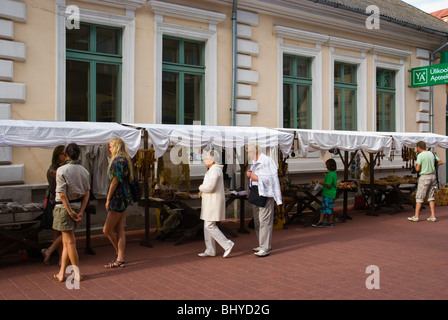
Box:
[411,63,448,87]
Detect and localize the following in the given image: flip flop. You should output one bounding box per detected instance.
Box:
[53,274,65,282]
[105,260,126,268]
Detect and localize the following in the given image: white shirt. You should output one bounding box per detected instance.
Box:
[250,153,282,205]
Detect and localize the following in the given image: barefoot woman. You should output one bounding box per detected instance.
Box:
[52,143,90,282]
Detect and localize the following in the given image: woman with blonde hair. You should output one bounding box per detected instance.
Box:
[104,137,134,268]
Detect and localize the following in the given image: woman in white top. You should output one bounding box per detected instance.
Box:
[246,142,282,257]
[198,150,234,258]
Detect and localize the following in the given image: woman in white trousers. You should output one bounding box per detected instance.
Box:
[198,150,234,258]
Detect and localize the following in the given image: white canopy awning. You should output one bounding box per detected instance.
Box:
[0,120,142,157]
[376,131,448,150]
[125,123,295,158]
[279,128,394,157]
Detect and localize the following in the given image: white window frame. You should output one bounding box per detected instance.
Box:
[277,42,323,130]
[374,60,406,133]
[154,20,217,125]
[274,27,327,169]
[56,1,136,122]
[330,50,367,131]
[274,26,327,130]
[151,1,225,125]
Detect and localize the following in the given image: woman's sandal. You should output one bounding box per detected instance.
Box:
[104,257,126,268]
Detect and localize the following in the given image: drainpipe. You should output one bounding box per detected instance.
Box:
[430,41,448,133]
[231,0,237,127]
[230,0,238,190]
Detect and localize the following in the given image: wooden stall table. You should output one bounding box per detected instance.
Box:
[226,191,250,234]
[0,202,44,258]
[140,197,198,245]
[283,186,319,226]
[360,176,418,214]
[145,195,237,246]
[387,175,418,205]
[284,183,357,227]
[0,200,98,259]
[0,220,42,258]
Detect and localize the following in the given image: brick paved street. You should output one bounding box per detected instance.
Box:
[1,204,448,301]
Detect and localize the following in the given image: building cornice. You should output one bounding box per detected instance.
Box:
[273,25,328,44]
[206,0,448,50]
[79,0,146,10]
[328,36,373,52]
[372,45,411,59]
[148,0,226,24]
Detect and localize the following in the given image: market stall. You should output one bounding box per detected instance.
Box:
[379,131,448,150]
[380,131,448,186]
[0,119,141,156]
[289,128,393,158]
[370,131,448,212]
[279,129,448,219]
[0,120,142,257]
[123,123,295,244]
[132,123,294,159]
[278,128,394,218]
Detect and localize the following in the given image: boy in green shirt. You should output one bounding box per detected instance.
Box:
[312,159,338,228]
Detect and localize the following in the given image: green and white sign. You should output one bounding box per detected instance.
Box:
[411,62,448,87]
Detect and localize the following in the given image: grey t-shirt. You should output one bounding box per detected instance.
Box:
[55,160,90,209]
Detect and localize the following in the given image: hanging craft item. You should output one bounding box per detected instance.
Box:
[402,147,408,169]
[401,147,417,172]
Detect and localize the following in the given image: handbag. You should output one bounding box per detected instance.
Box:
[247,185,267,207]
[40,195,55,229]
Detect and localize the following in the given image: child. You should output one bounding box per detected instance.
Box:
[312,158,337,228]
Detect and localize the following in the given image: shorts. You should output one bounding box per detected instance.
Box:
[320,196,335,215]
[415,174,437,203]
[52,206,77,231]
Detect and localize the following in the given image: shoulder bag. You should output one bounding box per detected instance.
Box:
[40,195,55,229]
[247,185,267,207]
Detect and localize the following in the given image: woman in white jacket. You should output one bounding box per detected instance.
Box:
[198,150,234,258]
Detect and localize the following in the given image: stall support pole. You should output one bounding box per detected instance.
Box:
[368,153,377,216]
[339,150,355,220]
[361,151,379,216]
[239,147,249,233]
[140,130,152,248]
